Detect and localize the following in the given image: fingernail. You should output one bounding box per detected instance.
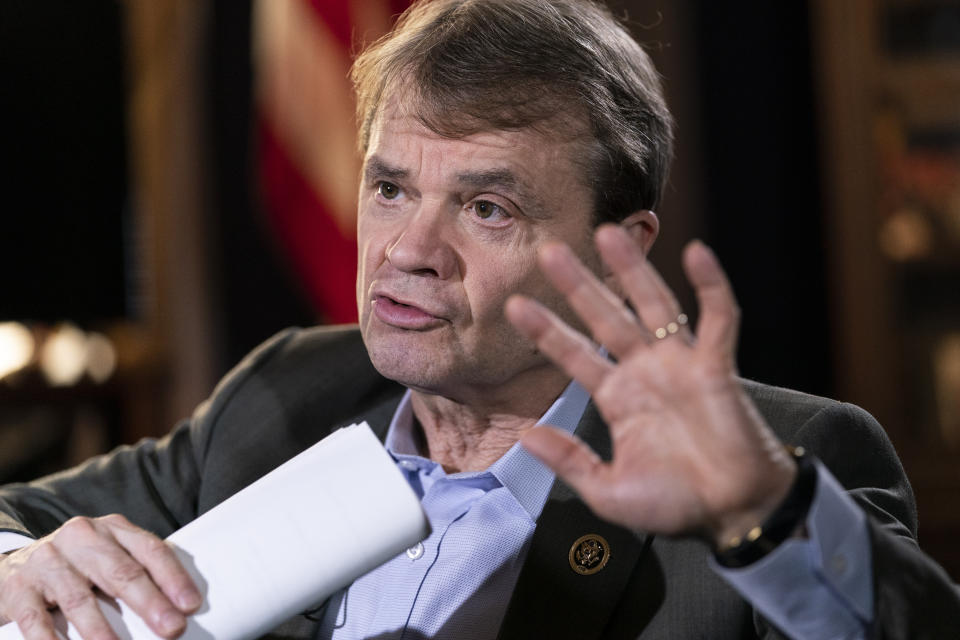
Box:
[159,611,185,635]
[177,589,202,610]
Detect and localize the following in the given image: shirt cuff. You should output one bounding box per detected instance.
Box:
[0,531,34,554]
[711,460,873,638]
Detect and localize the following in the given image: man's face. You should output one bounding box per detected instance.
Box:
[356,103,599,402]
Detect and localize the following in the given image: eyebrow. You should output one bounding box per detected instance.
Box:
[456,169,548,218]
[455,168,517,190]
[363,156,408,183]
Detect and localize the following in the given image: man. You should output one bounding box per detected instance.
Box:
[0,0,957,638]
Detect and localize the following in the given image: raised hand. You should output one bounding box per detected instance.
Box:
[505,224,797,547]
[0,514,201,640]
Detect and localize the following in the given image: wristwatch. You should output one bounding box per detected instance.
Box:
[714,446,817,568]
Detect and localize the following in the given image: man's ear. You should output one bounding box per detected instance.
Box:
[620,209,659,255]
[602,209,659,295]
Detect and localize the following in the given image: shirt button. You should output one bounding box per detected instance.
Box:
[399,460,418,471]
[406,542,424,560]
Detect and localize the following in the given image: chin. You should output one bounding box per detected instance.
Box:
[372,358,452,397]
[365,335,439,385]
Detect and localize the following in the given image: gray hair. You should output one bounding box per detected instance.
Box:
[351,0,674,224]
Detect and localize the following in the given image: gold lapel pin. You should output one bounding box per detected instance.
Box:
[569,533,611,575]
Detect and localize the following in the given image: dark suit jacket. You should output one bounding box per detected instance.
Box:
[1,326,957,639]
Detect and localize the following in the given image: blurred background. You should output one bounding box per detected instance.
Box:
[1,0,958,576]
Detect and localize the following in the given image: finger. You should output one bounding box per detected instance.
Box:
[42,566,118,640]
[54,518,188,639]
[536,242,647,357]
[107,518,201,613]
[0,542,103,640]
[682,240,740,354]
[505,294,612,393]
[521,427,608,502]
[595,225,687,339]
[4,589,61,640]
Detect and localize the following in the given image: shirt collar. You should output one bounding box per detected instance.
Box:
[383,380,591,520]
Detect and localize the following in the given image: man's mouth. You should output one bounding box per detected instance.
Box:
[372,295,445,329]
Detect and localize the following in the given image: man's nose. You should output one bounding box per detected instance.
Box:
[385,201,458,279]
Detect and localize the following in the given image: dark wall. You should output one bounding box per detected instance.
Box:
[693,2,833,397]
[0,1,129,324]
[205,0,316,372]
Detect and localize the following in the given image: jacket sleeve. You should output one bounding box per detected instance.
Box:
[750,399,960,639]
[0,328,299,541]
[868,517,960,639]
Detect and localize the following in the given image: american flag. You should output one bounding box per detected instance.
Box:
[254,0,410,323]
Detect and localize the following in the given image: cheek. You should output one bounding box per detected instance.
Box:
[356,221,387,305]
[464,251,541,320]
[357,212,392,266]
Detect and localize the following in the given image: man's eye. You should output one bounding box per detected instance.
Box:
[377,182,400,199]
[473,200,503,220]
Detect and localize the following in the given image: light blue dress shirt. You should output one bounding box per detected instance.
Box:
[316,383,875,640]
[317,381,591,639]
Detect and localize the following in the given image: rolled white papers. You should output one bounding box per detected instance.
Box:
[0,422,430,640]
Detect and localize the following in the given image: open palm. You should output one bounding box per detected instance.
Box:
[505,225,796,546]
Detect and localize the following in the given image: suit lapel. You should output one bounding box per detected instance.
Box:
[355,391,403,441]
[497,403,659,640]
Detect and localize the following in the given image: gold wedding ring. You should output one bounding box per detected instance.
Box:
[653,313,688,340]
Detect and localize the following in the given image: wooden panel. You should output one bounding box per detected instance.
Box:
[124,0,220,435]
[811,0,960,580]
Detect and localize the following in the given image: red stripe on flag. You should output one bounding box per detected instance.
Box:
[308,0,352,50]
[258,118,358,324]
[258,0,413,324]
